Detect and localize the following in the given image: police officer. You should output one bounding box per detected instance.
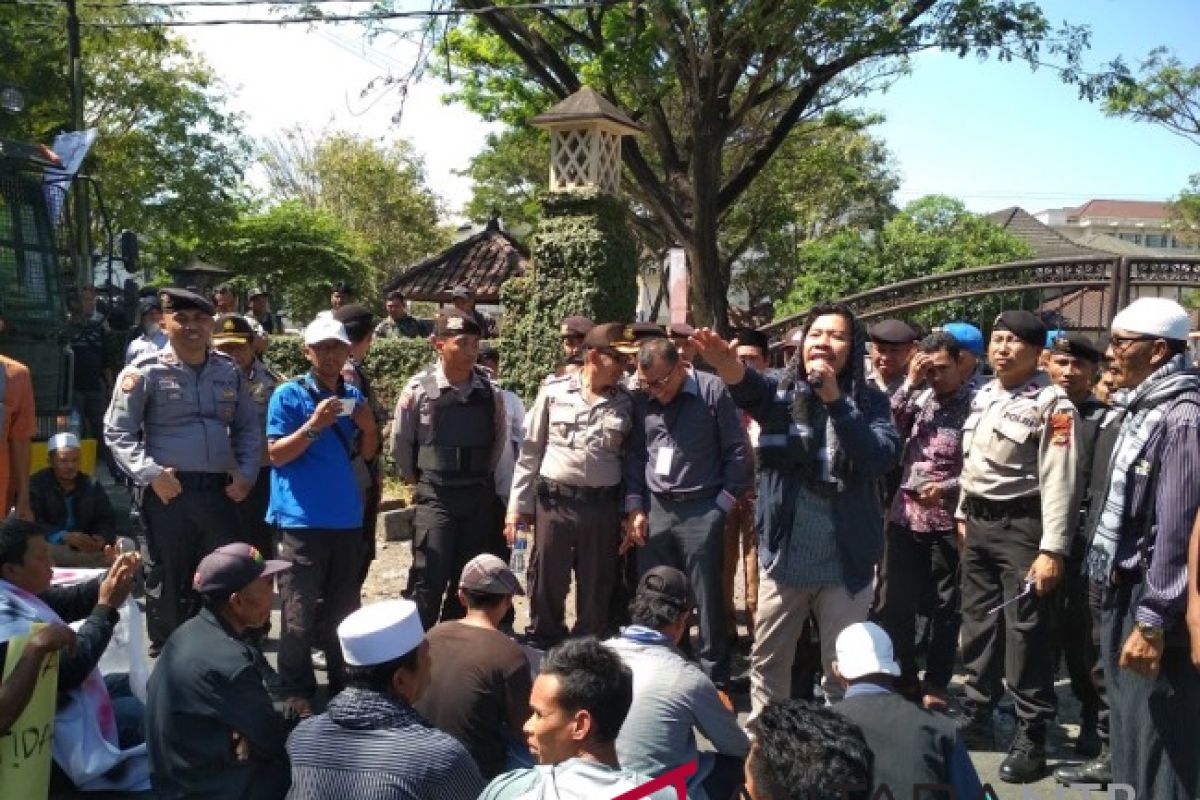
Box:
[391,309,510,628]
[105,288,261,653]
[955,310,1080,783]
[558,315,594,370]
[507,322,637,644]
[211,313,281,559]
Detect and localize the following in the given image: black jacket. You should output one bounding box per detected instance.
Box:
[29,469,117,543]
[144,607,291,799]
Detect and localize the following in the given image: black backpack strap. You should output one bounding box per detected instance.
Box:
[294,376,356,461]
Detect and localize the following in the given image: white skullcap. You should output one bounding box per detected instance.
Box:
[47,432,81,453]
[338,599,424,666]
[834,622,900,680]
[1112,298,1192,342]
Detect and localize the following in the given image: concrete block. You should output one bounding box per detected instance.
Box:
[382,506,416,542]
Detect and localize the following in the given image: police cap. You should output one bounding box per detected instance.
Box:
[560,316,594,338]
[584,322,640,355]
[630,321,665,342]
[993,310,1047,349]
[159,287,214,316]
[212,314,255,345]
[435,309,482,337]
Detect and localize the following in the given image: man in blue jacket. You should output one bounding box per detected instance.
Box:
[693,302,899,718]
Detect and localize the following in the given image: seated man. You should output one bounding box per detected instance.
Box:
[480,637,679,800]
[30,432,117,568]
[287,599,485,800]
[608,566,750,800]
[415,555,533,780]
[831,623,982,800]
[145,542,293,799]
[745,701,873,800]
[0,516,146,790]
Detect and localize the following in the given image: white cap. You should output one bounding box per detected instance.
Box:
[834,622,900,680]
[1112,298,1192,342]
[303,316,352,346]
[47,432,81,453]
[337,599,424,666]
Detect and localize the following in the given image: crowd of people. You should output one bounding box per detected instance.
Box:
[0,279,1198,800]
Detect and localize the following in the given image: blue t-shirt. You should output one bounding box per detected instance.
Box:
[266,376,364,530]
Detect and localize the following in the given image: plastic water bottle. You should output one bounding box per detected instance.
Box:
[509,524,530,578]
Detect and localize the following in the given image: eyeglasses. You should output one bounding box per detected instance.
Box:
[1109,334,1158,352]
[643,362,678,390]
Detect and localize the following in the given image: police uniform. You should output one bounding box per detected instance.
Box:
[956,313,1080,762]
[391,310,509,629]
[105,289,261,650]
[510,322,636,642]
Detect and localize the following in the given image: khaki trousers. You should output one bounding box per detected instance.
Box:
[749,574,872,719]
[721,496,758,637]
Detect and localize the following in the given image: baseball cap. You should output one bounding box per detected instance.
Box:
[584,322,640,355]
[212,314,255,345]
[47,432,81,453]
[834,622,901,680]
[303,316,352,346]
[636,566,693,609]
[459,554,525,596]
[193,543,290,602]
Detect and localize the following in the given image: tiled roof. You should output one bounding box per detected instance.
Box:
[985,207,1103,258]
[382,221,529,304]
[529,86,645,133]
[1070,199,1171,221]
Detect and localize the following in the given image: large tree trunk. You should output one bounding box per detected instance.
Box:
[688,128,731,335]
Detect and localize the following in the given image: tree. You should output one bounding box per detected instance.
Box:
[1085,48,1200,244]
[1,3,251,274]
[427,0,1086,332]
[778,195,1034,320]
[459,126,548,233]
[260,129,450,300]
[210,201,371,322]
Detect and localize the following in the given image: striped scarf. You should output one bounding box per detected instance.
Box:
[1086,354,1199,583]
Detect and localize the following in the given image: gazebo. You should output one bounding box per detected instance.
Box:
[382,218,529,304]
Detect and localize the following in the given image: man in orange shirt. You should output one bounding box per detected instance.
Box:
[0,355,36,521]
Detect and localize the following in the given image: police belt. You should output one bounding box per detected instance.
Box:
[416,445,491,476]
[536,478,620,503]
[653,487,720,503]
[175,471,229,491]
[963,494,1040,521]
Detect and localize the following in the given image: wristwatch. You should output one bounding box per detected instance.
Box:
[302,425,321,441]
[1136,621,1164,643]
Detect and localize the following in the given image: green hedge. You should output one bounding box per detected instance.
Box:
[265,335,439,414]
[502,189,638,401]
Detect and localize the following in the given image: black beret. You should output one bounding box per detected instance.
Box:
[733,328,769,354]
[1052,332,1103,363]
[159,287,214,315]
[993,310,1047,349]
[333,303,373,327]
[434,308,482,337]
[869,319,918,344]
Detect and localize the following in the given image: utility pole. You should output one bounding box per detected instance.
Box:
[66,0,92,288]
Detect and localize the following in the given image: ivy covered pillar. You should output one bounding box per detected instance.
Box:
[502,88,643,400]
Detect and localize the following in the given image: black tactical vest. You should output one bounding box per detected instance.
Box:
[415,368,496,486]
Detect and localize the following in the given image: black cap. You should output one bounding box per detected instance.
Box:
[636,566,693,609]
[193,543,290,603]
[733,328,769,354]
[1052,332,1103,363]
[869,319,918,344]
[434,309,482,337]
[560,316,594,338]
[993,310,1047,349]
[667,322,695,338]
[211,314,255,345]
[159,287,214,315]
[583,322,640,355]
[630,321,666,341]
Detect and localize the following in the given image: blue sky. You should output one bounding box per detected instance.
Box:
[867,0,1200,214]
[182,0,1200,219]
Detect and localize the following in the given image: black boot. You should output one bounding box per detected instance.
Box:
[1054,747,1112,786]
[999,726,1047,784]
[1074,710,1101,758]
